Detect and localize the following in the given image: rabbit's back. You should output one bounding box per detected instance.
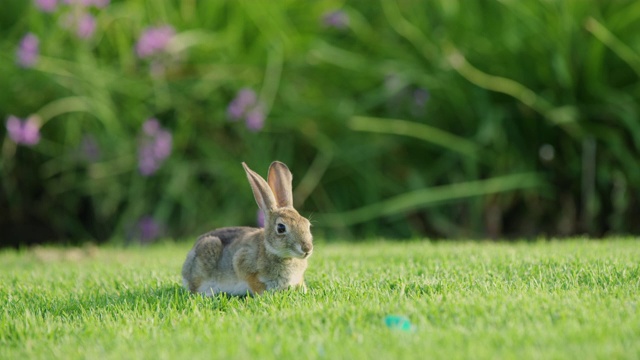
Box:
[201,226,259,246]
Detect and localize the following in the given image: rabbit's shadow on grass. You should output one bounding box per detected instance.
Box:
[42,283,251,319]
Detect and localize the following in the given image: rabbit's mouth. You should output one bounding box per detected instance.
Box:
[292,251,309,259]
[301,248,313,258]
[266,241,309,259]
[292,246,312,259]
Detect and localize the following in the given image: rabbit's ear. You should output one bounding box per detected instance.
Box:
[267,161,293,208]
[243,162,276,212]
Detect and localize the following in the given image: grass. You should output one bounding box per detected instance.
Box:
[1,239,639,359]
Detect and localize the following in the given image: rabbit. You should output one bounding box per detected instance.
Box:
[181,161,313,296]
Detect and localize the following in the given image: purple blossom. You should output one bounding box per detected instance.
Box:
[257,210,265,228]
[135,26,175,59]
[227,89,257,120]
[322,10,349,29]
[143,118,160,135]
[227,88,266,131]
[76,13,96,39]
[413,88,430,108]
[6,115,41,146]
[134,216,162,244]
[245,107,265,132]
[63,0,89,6]
[411,88,430,116]
[61,0,109,9]
[80,134,100,162]
[61,11,97,39]
[138,146,158,176]
[91,0,109,8]
[138,118,172,176]
[16,33,39,68]
[152,130,172,160]
[34,0,58,12]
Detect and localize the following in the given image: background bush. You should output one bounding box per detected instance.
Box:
[2,0,640,246]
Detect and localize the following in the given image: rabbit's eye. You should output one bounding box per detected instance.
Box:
[276,223,287,234]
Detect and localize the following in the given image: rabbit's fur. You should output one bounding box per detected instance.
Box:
[181,161,313,296]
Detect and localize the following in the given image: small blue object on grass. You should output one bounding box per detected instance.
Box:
[384,315,414,332]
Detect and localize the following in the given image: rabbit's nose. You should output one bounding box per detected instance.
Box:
[301,243,313,254]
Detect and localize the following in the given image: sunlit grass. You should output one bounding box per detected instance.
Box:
[1,239,639,359]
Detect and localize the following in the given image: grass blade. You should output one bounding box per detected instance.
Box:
[585,17,640,77]
[349,116,480,159]
[316,173,543,226]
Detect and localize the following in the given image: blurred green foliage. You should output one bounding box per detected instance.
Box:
[2,0,640,246]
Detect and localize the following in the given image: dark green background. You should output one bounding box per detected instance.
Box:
[2,1,639,246]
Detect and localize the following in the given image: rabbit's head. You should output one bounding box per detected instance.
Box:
[243,161,313,259]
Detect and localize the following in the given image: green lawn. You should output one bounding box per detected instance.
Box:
[1,239,638,359]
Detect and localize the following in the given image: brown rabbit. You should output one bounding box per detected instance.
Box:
[181,161,313,296]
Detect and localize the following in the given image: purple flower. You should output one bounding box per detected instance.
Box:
[413,88,430,108]
[138,146,158,176]
[138,118,172,176]
[143,118,160,135]
[61,11,97,39]
[227,89,257,120]
[135,26,175,59]
[34,0,58,12]
[76,14,96,39]
[226,88,266,131]
[63,0,104,6]
[152,130,172,159]
[80,134,100,162]
[245,107,265,132]
[91,0,109,8]
[322,10,349,29]
[16,33,39,68]
[6,115,41,146]
[257,210,265,228]
[63,0,86,5]
[411,88,430,116]
[134,216,162,244]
